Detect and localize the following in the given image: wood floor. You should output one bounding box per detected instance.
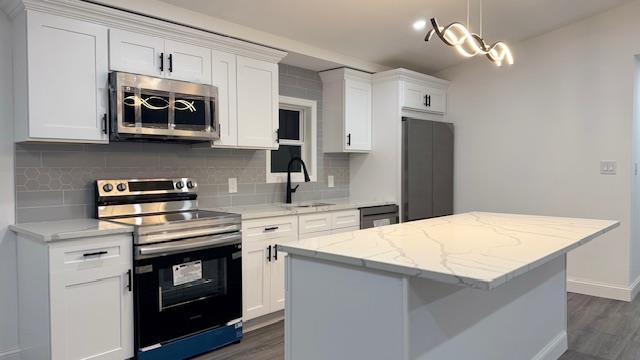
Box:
[195,292,640,360]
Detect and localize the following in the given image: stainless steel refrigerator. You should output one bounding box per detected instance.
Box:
[401,117,454,222]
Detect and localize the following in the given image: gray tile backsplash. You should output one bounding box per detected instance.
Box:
[14,64,350,223]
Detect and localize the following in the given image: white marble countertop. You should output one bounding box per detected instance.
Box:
[203,198,396,220]
[279,212,619,290]
[10,218,134,242]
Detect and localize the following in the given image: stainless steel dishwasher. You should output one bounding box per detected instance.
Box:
[359,205,399,229]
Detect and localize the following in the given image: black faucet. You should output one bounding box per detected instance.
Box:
[286,157,311,204]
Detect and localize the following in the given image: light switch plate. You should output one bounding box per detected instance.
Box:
[600,160,617,175]
[228,178,238,193]
[328,175,335,188]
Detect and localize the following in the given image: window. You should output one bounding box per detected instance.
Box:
[266,96,317,183]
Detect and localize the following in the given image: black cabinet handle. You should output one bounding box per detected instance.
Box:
[102,114,107,135]
[347,133,351,146]
[126,269,132,292]
[274,244,278,261]
[424,94,428,106]
[83,250,107,257]
[267,245,272,262]
[264,226,279,232]
[159,52,164,72]
[168,54,173,73]
[276,129,280,143]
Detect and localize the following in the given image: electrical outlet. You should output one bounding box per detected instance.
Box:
[228,178,238,193]
[600,160,617,175]
[328,175,335,188]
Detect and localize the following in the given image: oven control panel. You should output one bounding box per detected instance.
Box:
[97,178,198,197]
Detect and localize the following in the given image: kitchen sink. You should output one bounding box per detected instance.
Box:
[287,202,335,208]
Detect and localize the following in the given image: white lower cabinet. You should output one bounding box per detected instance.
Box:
[18,234,133,360]
[242,216,298,321]
[242,210,361,321]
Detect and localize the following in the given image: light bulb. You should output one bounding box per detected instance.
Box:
[413,19,427,31]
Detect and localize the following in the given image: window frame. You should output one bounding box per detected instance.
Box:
[266,96,318,184]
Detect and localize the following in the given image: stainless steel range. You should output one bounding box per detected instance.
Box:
[96,178,242,360]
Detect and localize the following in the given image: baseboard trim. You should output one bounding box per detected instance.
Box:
[0,347,21,360]
[244,310,284,333]
[532,331,567,360]
[567,276,640,302]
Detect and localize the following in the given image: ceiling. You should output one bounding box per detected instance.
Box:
[158,0,631,73]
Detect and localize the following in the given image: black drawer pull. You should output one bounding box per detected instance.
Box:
[168,54,173,73]
[267,245,272,262]
[264,226,279,232]
[274,244,278,261]
[83,251,108,257]
[159,52,164,71]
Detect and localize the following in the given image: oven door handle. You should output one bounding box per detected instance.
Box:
[137,232,241,258]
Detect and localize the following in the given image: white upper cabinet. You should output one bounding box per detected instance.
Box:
[109,29,164,77]
[211,50,238,147]
[164,40,212,84]
[344,78,372,151]
[236,56,279,149]
[7,1,286,145]
[109,29,212,84]
[402,81,447,114]
[320,68,372,153]
[14,11,109,143]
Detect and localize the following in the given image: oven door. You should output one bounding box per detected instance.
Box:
[134,232,242,350]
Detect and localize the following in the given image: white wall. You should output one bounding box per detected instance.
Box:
[439,0,640,300]
[0,10,17,360]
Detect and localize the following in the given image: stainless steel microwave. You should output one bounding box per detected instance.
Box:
[109,72,219,142]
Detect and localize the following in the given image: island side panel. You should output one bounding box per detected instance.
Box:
[285,255,409,360]
[408,255,568,360]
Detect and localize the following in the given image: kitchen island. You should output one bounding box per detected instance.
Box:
[279,212,618,360]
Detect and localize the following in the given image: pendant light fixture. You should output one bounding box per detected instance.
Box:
[421,0,513,66]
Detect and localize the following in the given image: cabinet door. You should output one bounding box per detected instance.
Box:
[344,78,372,151]
[164,40,212,84]
[236,56,279,149]
[211,50,238,147]
[242,239,272,320]
[50,265,133,360]
[402,81,428,112]
[425,87,446,114]
[27,11,109,143]
[269,239,294,312]
[109,29,165,77]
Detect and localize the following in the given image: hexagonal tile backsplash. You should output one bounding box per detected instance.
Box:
[14,64,350,223]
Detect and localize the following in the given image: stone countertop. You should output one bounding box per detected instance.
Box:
[203,198,396,220]
[279,212,619,290]
[10,218,134,242]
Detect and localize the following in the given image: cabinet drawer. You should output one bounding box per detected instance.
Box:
[299,213,332,234]
[331,226,360,235]
[331,210,360,230]
[49,234,132,273]
[298,229,333,240]
[243,216,298,243]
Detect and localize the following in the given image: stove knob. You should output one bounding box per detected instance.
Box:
[186,181,195,189]
[117,183,127,192]
[102,183,114,193]
[176,181,185,189]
